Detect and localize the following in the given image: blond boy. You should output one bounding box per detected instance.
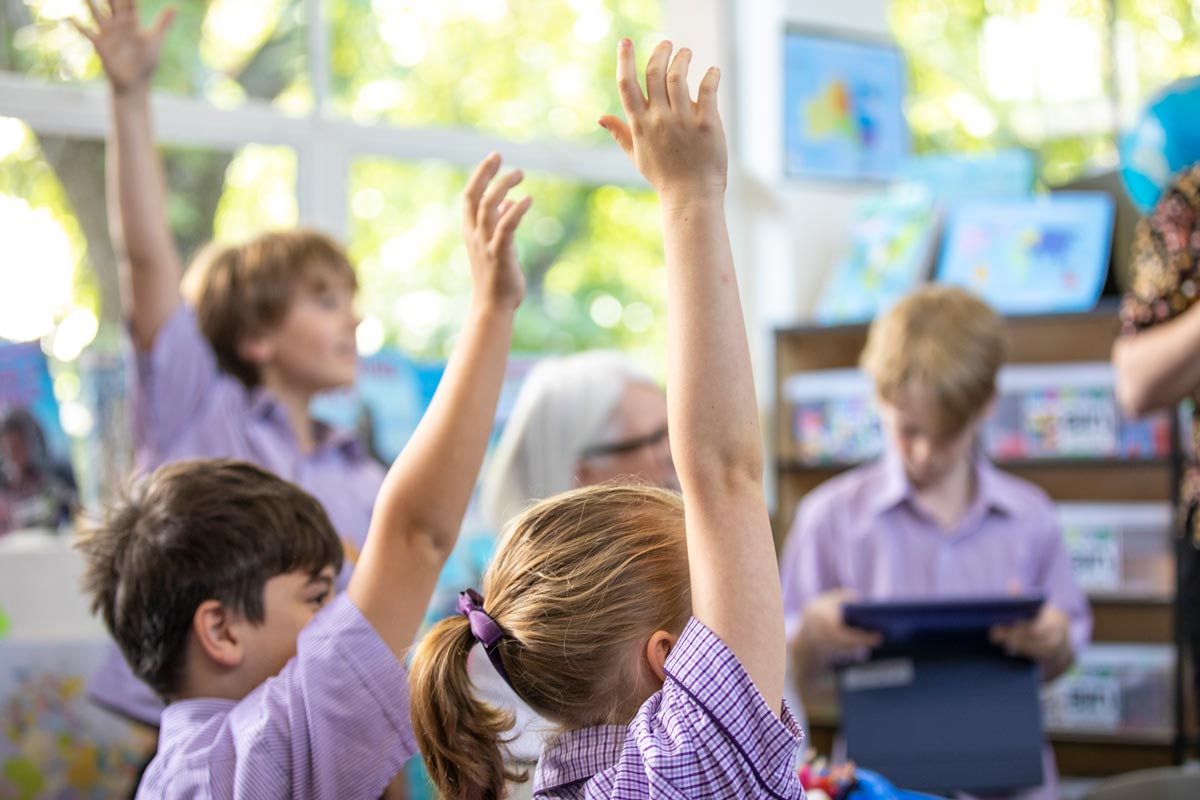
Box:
[780,285,1092,800]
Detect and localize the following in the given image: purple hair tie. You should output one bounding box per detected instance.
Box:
[457,589,514,689]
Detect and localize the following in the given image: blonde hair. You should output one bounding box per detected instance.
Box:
[181,229,357,387]
[410,483,690,800]
[481,351,658,531]
[860,285,1006,439]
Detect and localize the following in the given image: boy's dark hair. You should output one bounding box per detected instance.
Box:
[76,459,344,698]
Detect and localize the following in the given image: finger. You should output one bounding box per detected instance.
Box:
[644,40,673,108]
[84,0,104,25]
[598,115,634,158]
[665,47,692,110]
[497,198,514,218]
[69,18,98,44]
[492,195,533,245]
[462,153,502,230]
[477,168,525,238]
[111,0,130,19]
[615,39,646,116]
[696,65,721,117]
[150,7,177,39]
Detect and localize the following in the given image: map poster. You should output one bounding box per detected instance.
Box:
[783,28,909,181]
[934,192,1115,315]
[814,183,939,325]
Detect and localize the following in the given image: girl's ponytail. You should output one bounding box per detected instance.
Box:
[409,615,520,800]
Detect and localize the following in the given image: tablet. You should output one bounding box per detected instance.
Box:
[843,594,1044,652]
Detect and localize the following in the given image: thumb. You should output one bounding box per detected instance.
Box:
[598,115,634,159]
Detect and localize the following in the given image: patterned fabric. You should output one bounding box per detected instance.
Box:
[533,617,806,799]
[88,304,385,727]
[137,594,415,799]
[780,452,1094,800]
[1118,162,1200,544]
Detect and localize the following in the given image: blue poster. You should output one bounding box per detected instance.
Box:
[815,184,939,325]
[0,341,77,534]
[898,150,1036,206]
[784,29,909,181]
[935,193,1115,315]
[312,349,445,465]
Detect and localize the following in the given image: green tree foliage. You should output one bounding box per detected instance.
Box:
[1,0,664,365]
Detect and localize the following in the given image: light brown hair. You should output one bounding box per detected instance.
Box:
[860,285,1007,440]
[409,483,690,800]
[181,229,357,387]
[76,459,343,698]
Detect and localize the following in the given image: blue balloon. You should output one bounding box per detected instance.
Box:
[1120,75,1200,212]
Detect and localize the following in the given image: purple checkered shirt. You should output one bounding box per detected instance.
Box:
[88,305,385,728]
[135,594,414,799]
[533,617,806,799]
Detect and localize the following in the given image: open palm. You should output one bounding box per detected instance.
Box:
[74,0,176,94]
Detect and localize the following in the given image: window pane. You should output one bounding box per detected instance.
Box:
[1,0,311,111]
[328,0,660,143]
[1114,0,1200,120]
[348,158,665,366]
[892,0,1117,185]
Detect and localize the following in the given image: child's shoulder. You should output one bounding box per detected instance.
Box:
[798,459,891,520]
[983,461,1056,518]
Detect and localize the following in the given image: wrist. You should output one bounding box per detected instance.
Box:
[111,84,152,105]
[467,297,518,324]
[658,186,726,216]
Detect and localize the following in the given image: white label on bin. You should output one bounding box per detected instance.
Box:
[1066,528,1121,590]
[840,659,915,692]
[1059,675,1122,729]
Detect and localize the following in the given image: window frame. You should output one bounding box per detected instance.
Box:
[0,0,643,244]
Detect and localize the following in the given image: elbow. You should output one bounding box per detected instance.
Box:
[1112,340,1158,419]
[676,448,764,500]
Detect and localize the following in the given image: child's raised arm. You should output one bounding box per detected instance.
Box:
[601,40,785,710]
[74,0,182,350]
[347,154,531,659]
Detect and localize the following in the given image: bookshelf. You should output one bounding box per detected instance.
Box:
[773,301,1189,777]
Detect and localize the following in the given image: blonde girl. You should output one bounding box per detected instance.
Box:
[409,40,805,799]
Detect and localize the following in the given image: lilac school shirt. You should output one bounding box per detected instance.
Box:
[533,618,806,799]
[136,594,415,799]
[779,453,1092,800]
[88,305,385,727]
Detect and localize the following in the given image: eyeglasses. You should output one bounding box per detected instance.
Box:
[580,424,669,459]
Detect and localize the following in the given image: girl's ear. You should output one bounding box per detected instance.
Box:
[644,630,678,683]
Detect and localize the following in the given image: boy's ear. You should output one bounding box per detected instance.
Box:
[644,630,678,683]
[192,599,245,668]
[237,331,276,367]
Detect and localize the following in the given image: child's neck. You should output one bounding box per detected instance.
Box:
[911,456,976,534]
[258,376,317,455]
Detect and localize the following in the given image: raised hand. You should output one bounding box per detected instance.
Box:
[462,153,532,312]
[599,39,727,200]
[72,0,176,96]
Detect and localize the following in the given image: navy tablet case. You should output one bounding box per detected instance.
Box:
[838,596,1047,795]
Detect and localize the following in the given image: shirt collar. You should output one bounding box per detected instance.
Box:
[247,388,368,461]
[158,697,238,748]
[869,448,1018,520]
[533,724,628,794]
